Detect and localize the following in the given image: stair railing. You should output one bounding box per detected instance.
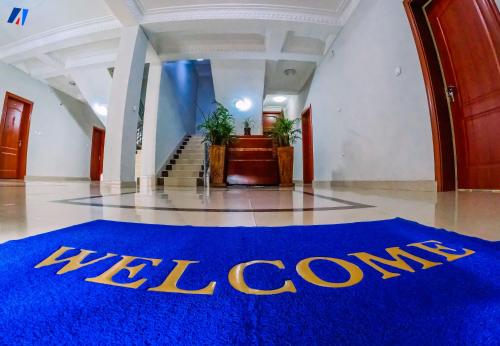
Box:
[204,141,210,188]
[136,100,145,150]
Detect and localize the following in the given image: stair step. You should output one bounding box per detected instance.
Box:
[162,176,202,187]
[179,153,204,160]
[183,144,204,148]
[164,170,202,178]
[171,164,204,171]
[171,163,203,171]
[173,158,204,165]
[180,149,204,154]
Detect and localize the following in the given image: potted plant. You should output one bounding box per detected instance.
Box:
[198,102,235,187]
[270,117,301,187]
[243,117,254,136]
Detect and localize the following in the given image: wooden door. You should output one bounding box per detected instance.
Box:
[426,0,500,189]
[301,105,314,184]
[90,127,105,181]
[262,111,283,135]
[0,92,32,179]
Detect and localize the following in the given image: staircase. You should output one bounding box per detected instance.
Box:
[159,135,205,187]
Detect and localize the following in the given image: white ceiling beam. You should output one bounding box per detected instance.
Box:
[36,53,65,69]
[104,0,144,26]
[0,17,121,63]
[30,66,67,79]
[65,53,117,69]
[30,52,117,79]
[266,29,288,55]
[13,62,28,74]
[3,30,121,65]
[160,51,322,64]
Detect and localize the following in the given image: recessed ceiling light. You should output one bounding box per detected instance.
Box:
[284,68,296,76]
[235,98,252,112]
[273,96,287,103]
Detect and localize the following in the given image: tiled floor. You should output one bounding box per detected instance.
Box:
[0,180,499,243]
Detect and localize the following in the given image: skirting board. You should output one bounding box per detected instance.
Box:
[312,180,437,192]
[100,181,137,189]
[24,176,90,182]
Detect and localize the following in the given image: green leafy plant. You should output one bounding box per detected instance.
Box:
[243,117,254,129]
[270,117,301,147]
[197,102,236,146]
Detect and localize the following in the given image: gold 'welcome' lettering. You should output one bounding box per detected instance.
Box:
[34,246,117,275]
[296,257,364,288]
[407,240,475,261]
[148,260,216,295]
[228,260,297,295]
[34,239,477,295]
[349,247,442,279]
[86,255,162,289]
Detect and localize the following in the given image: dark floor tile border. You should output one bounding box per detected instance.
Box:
[55,189,374,213]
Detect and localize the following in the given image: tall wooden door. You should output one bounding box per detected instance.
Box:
[262,111,283,135]
[301,106,314,184]
[0,92,32,179]
[426,0,500,189]
[90,127,105,181]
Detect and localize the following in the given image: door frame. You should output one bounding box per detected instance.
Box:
[403,0,457,191]
[90,127,105,181]
[0,92,33,179]
[301,105,314,184]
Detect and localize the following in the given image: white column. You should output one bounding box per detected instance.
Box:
[140,61,163,189]
[103,26,148,187]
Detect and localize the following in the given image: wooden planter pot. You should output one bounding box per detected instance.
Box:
[277,146,294,187]
[209,145,226,187]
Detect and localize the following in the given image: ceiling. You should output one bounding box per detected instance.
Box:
[0,0,360,109]
[265,60,316,95]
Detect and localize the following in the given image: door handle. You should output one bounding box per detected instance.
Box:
[18,140,22,148]
[446,86,457,103]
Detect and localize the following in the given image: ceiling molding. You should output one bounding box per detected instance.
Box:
[142,4,343,26]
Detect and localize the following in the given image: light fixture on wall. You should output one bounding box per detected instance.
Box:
[235,98,252,112]
[92,103,108,117]
[284,68,296,76]
[273,96,287,103]
[196,58,205,62]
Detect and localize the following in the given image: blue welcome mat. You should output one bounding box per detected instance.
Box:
[0,218,498,345]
